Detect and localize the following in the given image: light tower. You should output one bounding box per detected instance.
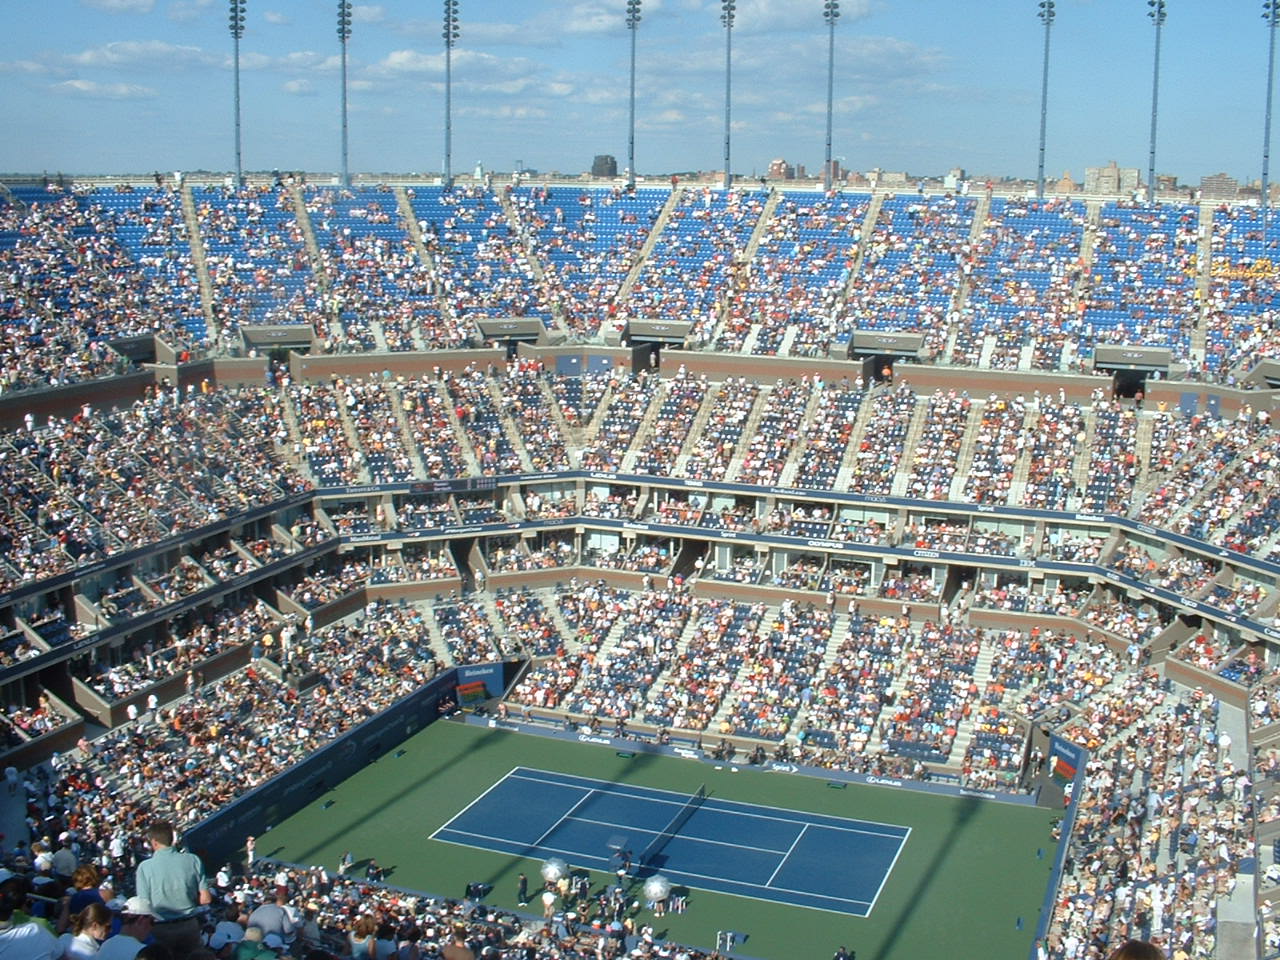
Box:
[1035,1,1055,200]
[1146,0,1167,204]
[1264,1,1279,226]
[229,0,246,186]
[823,1,840,194]
[338,1,352,188]
[625,0,641,191]
[443,0,459,190]
[721,0,735,192]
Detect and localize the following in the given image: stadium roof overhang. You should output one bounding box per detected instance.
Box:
[1092,345,1172,374]
[624,319,692,346]
[1248,358,1280,390]
[241,325,317,350]
[475,318,545,344]
[847,331,925,360]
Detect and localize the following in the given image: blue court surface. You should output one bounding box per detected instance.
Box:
[431,767,910,916]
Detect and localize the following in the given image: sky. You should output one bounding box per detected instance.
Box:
[0,0,1275,185]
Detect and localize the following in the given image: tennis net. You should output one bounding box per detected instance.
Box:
[639,784,707,867]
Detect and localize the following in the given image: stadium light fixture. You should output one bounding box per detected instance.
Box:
[721,0,735,192]
[1146,0,1167,204]
[823,1,840,194]
[626,0,642,191]
[338,1,353,189]
[1035,1,1055,200]
[229,0,246,187]
[443,0,460,191]
[1263,1,1279,228]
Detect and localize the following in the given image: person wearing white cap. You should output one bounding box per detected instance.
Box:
[94,896,160,960]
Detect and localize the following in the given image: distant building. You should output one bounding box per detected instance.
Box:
[1054,171,1078,193]
[767,158,794,180]
[1200,172,1239,201]
[794,164,807,180]
[1084,161,1140,196]
[817,159,845,184]
[943,167,966,190]
[591,154,618,178]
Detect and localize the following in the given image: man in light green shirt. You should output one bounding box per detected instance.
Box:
[133,821,211,956]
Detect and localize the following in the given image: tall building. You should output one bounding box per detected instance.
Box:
[591,154,618,177]
[1200,172,1239,201]
[1084,161,1140,196]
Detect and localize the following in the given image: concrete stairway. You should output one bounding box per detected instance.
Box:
[890,402,932,497]
[616,188,684,302]
[178,185,219,341]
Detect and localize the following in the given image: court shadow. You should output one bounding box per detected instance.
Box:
[477,744,674,893]
[291,723,512,863]
[867,795,981,960]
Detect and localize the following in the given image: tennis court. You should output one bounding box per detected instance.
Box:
[431,766,910,916]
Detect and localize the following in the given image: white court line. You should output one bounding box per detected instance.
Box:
[509,768,698,800]
[765,823,808,887]
[530,785,596,848]
[431,831,874,915]
[460,766,898,916]
[865,824,912,914]
[428,765,520,840]
[570,814,790,857]
[510,767,907,840]
[432,831,614,870]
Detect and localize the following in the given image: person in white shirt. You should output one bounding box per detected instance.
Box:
[0,868,60,960]
[95,897,160,960]
[59,902,112,960]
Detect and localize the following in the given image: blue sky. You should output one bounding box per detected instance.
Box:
[0,0,1273,184]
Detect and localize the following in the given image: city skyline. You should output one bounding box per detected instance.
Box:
[1,1,1275,185]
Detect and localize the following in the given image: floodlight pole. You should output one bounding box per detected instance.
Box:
[444,0,459,191]
[626,0,641,190]
[823,1,840,193]
[230,1,246,187]
[1263,2,1279,228]
[722,1,735,192]
[1036,1,1055,200]
[338,1,352,187]
[1146,0,1166,204]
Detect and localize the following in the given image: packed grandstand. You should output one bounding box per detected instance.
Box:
[1,175,1279,959]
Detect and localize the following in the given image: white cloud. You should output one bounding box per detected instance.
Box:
[371,47,533,81]
[277,51,340,72]
[83,0,155,12]
[52,78,156,99]
[0,60,54,76]
[264,10,290,25]
[724,0,871,33]
[66,40,219,69]
[458,104,549,121]
[641,109,688,128]
[166,0,212,22]
[353,5,384,24]
[283,78,316,96]
[560,2,618,35]
[374,49,441,75]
